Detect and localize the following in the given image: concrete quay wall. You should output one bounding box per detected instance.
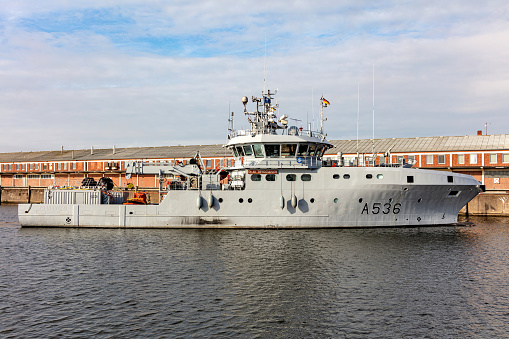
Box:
[1,186,508,216]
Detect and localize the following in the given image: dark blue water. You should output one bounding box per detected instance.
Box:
[1,204,508,338]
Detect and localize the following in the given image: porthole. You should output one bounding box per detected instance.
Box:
[251,174,261,181]
[333,174,340,179]
[418,198,422,203]
[359,198,363,203]
[366,174,373,179]
[377,174,384,179]
[301,174,312,181]
[218,198,223,203]
[248,198,253,203]
[343,174,350,179]
[310,198,315,203]
[239,198,244,203]
[286,174,297,181]
[334,198,338,203]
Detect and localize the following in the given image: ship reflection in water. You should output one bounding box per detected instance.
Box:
[1,205,508,337]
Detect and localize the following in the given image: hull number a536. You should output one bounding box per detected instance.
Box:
[361,202,401,215]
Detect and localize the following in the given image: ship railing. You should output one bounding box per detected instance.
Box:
[244,156,321,168]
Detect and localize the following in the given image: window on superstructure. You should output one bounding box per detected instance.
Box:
[243,145,253,156]
[297,144,308,157]
[308,145,316,156]
[286,174,296,181]
[232,147,239,157]
[236,146,245,157]
[489,153,497,164]
[253,144,264,158]
[266,174,277,181]
[469,154,477,164]
[251,174,262,181]
[315,145,324,158]
[301,174,312,181]
[264,145,280,158]
[281,144,297,157]
[438,155,445,164]
[457,154,465,165]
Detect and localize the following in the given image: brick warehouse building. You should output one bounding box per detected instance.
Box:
[1,133,509,192]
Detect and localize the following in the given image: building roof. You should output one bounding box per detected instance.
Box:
[1,134,509,163]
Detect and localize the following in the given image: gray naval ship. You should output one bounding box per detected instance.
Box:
[19,89,482,228]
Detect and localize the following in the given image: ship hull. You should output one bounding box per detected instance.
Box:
[18,167,481,228]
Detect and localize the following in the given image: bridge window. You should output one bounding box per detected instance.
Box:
[264,144,280,158]
[232,147,238,157]
[297,144,308,157]
[236,146,244,157]
[243,145,253,156]
[315,145,324,158]
[253,144,264,158]
[308,145,316,156]
[281,144,297,157]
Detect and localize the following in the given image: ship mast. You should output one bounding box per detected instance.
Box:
[319,96,329,138]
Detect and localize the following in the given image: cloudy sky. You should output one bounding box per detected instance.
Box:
[1,1,508,152]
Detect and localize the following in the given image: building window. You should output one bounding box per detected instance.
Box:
[457,154,465,164]
[408,155,415,163]
[489,154,497,164]
[470,154,477,164]
[438,155,445,164]
[41,174,54,179]
[206,160,211,168]
[14,174,23,179]
[28,174,40,179]
[72,162,77,170]
[426,155,433,165]
[63,163,67,170]
[503,154,509,163]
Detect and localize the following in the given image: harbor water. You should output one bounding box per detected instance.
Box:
[1,205,508,338]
